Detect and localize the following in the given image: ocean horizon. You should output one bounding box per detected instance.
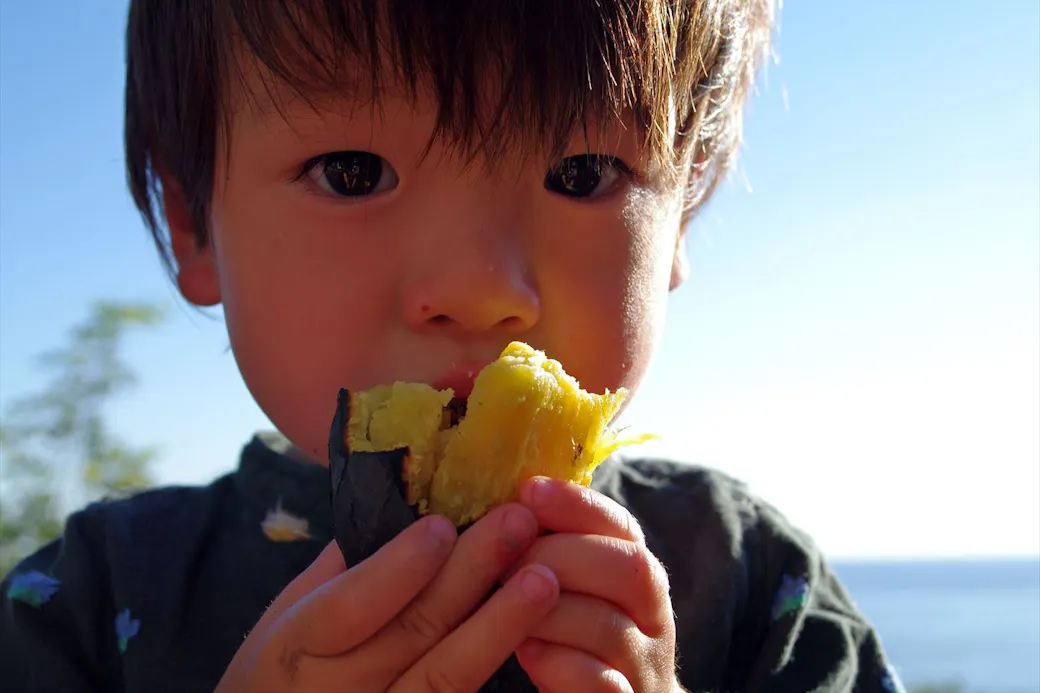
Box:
[830,557,1040,692]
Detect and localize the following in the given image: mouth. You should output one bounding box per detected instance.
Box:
[442,396,468,429]
[431,363,488,429]
[431,366,483,398]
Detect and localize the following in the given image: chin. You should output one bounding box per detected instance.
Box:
[232,366,333,466]
[274,408,331,464]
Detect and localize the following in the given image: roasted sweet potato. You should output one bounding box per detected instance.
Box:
[339,341,646,526]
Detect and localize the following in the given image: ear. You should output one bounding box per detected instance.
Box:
[162,178,221,307]
[669,222,690,291]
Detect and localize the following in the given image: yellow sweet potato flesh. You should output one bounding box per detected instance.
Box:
[346,383,453,509]
[345,342,640,525]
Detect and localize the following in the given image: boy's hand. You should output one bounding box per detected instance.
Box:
[511,478,681,693]
[216,504,558,693]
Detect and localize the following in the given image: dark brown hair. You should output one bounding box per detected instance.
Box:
[125,0,775,275]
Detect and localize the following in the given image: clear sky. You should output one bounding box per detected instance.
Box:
[1,1,1037,559]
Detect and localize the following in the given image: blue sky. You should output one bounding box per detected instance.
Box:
[1,1,1037,559]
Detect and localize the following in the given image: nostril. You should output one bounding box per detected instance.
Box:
[497,316,525,331]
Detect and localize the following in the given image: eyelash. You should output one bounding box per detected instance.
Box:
[293,151,635,201]
[295,151,399,200]
[544,155,634,200]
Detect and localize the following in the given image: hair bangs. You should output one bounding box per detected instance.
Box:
[126,0,776,275]
[220,0,677,171]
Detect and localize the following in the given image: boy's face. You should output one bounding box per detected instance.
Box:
[168,61,690,463]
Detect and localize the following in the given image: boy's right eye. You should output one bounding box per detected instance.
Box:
[301,151,399,199]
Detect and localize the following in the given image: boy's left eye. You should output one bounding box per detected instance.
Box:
[544,155,631,200]
[301,151,399,198]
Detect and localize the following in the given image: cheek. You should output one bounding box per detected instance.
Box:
[540,190,680,403]
[208,192,399,462]
[620,190,682,366]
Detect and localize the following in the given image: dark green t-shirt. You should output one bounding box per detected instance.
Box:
[0,433,906,692]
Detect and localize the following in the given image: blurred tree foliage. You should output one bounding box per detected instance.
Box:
[0,301,165,576]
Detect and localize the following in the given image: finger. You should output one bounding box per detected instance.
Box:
[518,477,644,543]
[516,640,633,693]
[256,540,347,632]
[528,593,646,682]
[277,514,457,655]
[216,540,349,691]
[506,533,672,636]
[391,564,559,693]
[352,503,538,677]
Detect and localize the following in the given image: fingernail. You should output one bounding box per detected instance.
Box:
[425,515,456,547]
[520,566,555,602]
[524,477,554,509]
[502,507,536,546]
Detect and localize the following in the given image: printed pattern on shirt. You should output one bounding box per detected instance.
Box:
[261,498,313,542]
[770,574,809,621]
[115,608,141,654]
[6,570,60,608]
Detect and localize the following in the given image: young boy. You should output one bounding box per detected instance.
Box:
[1,1,904,691]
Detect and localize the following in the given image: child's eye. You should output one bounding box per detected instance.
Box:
[544,155,631,199]
[302,151,399,198]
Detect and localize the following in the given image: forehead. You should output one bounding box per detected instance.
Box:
[226,50,654,184]
[216,0,677,169]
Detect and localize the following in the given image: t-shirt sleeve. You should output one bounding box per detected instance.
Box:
[731,500,904,692]
[595,457,905,693]
[1,509,120,693]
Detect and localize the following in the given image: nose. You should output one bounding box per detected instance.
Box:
[402,221,541,336]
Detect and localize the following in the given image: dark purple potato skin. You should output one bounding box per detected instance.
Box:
[328,389,419,567]
[328,388,537,692]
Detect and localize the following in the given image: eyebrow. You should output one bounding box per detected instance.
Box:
[225,40,392,126]
[233,72,370,128]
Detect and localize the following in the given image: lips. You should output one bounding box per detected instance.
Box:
[431,363,488,400]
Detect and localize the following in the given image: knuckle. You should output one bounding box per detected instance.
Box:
[623,509,646,544]
[598,493,644,542]
[423,666,466,693]
[576,483,600,511]
[462,557,486,584]
[577,486,644,542]
[397,601,446,642]
[278,643,302,683]
[627,543,669,599]
[650,636,678,678]
[612,508,643,545]
[648,551,670,591]
[593,602,635,653]
[644,621,678,680]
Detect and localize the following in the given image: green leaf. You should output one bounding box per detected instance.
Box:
[0,300,166,576]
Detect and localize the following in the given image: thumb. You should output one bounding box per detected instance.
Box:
[255,541,348,634]
[216,541,347,692]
